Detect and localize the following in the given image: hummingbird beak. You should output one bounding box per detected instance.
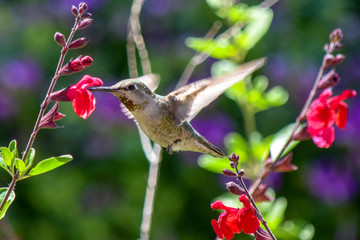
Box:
[87,86,118,92]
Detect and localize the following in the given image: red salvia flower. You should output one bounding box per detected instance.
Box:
[211,194,260,239]
[50,75,103,119]
[306,89,356,148]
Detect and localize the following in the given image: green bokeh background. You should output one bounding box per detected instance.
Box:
[0,0,359,239]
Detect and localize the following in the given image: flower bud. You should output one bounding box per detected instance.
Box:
[78,18,93,29]
[226,182,245,195]
[318,69,340,89]
[272,153,298,173]
[69,38,89,49]
[39,103,65,129]
[329,28,343,43]
[50,87,71,102]
[81,13,92,19]
[71,5,79,17]
[59,55,93,75]
[323,53,345,68]
[222,169,237,177]
[252,184,273,202]
[229,153,239,163]
[54,32,66,47]
[78,2,88,15]
[292,125,311,141]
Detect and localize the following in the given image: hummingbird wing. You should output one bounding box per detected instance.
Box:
[167,58,266,126]
[137,74,161,92]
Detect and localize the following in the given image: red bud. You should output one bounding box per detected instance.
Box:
[71,5,79,17]
[81,13,92,19]
[318,69,340,90]
[69,38,89,49]
[222,169,237,177]
[78,2,88,15]
[78,18,93,29]
[54,32,66,47]
[226,182,245,195]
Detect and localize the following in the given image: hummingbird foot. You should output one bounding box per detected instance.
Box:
[163,145,173,155]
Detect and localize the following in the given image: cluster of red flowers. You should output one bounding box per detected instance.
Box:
[211,194,260,240]
[306,89,356,148]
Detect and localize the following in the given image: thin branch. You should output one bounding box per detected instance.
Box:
[175,20,222,89]
[236,168,276,240]
[249,55,327,195]
[128,0,152,75]
[0,16,82,213]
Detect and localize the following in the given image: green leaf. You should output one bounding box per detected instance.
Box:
[0,147,14,171]
[0,157,12,176]
[234,6,273,50]
[270,124,300,160]
[27,155,73,177]
[264,86,289,107]
[24,148,35,170]
[224,132,248,163]
[185,37,238,59]
[8,140,18,159]
[0,187,16,220]
[15,159,26,175]
[197,154,230,173]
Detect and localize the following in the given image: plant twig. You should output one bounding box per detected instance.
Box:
[249,55,327,195]
[0,14,82,213]
[235,168,276,240]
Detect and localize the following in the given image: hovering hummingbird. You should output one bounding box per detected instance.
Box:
[89,58,265,158]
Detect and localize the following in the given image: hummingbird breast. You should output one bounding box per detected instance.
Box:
[131,98,225,158]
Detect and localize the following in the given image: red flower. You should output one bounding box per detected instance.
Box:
[50,75,103,119]
[211,194,260,239]
[306,89,356,148]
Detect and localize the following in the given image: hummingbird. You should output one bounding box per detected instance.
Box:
[89,58,265,158]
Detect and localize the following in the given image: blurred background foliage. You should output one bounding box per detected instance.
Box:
[0,0,359,239]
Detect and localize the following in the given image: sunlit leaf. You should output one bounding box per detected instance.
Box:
[234,6,273,50]
[15,159,26,175]
[27,155,73,177]
[24,148,35,170]
[0,187,15,220]
[0,157,11,176]
[0,147,14,171]
[197,154,230,173]
[185,37,238,59]
[8,140,18,159]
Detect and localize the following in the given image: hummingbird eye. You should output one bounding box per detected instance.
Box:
[128,84,136,90]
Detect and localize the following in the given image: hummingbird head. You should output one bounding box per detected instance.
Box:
[89,75,159,111]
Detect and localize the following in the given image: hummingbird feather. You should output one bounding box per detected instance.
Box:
[166,58,266,126]
[137,74,160,92]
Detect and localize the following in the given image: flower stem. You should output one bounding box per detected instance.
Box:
[235,168,277,240]
[0,16,81,213]
[249,56,327,195]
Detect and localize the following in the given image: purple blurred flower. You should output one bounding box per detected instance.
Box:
[90,92,132,130]
[1,59,41,89]
[191,113,234,148]
[305,161,358,205]
[0,93,16,120]
[144,0,181,16]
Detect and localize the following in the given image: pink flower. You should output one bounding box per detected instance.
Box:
[50,75,103,119]
[211,194,260,239]
[306,89,356,148]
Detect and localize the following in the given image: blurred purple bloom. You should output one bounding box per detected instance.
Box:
[144,0,181,16]
[0,93,16,120]
[306,161,358,205]
[1,59,41,89]
[90,92,132,130]
[191,113,234,148]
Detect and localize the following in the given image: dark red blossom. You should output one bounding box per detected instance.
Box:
[39,102,65,129]
[306,89,356,148]
[211,194,260,239]
[50,75,103,119]
[60,55,93,75]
